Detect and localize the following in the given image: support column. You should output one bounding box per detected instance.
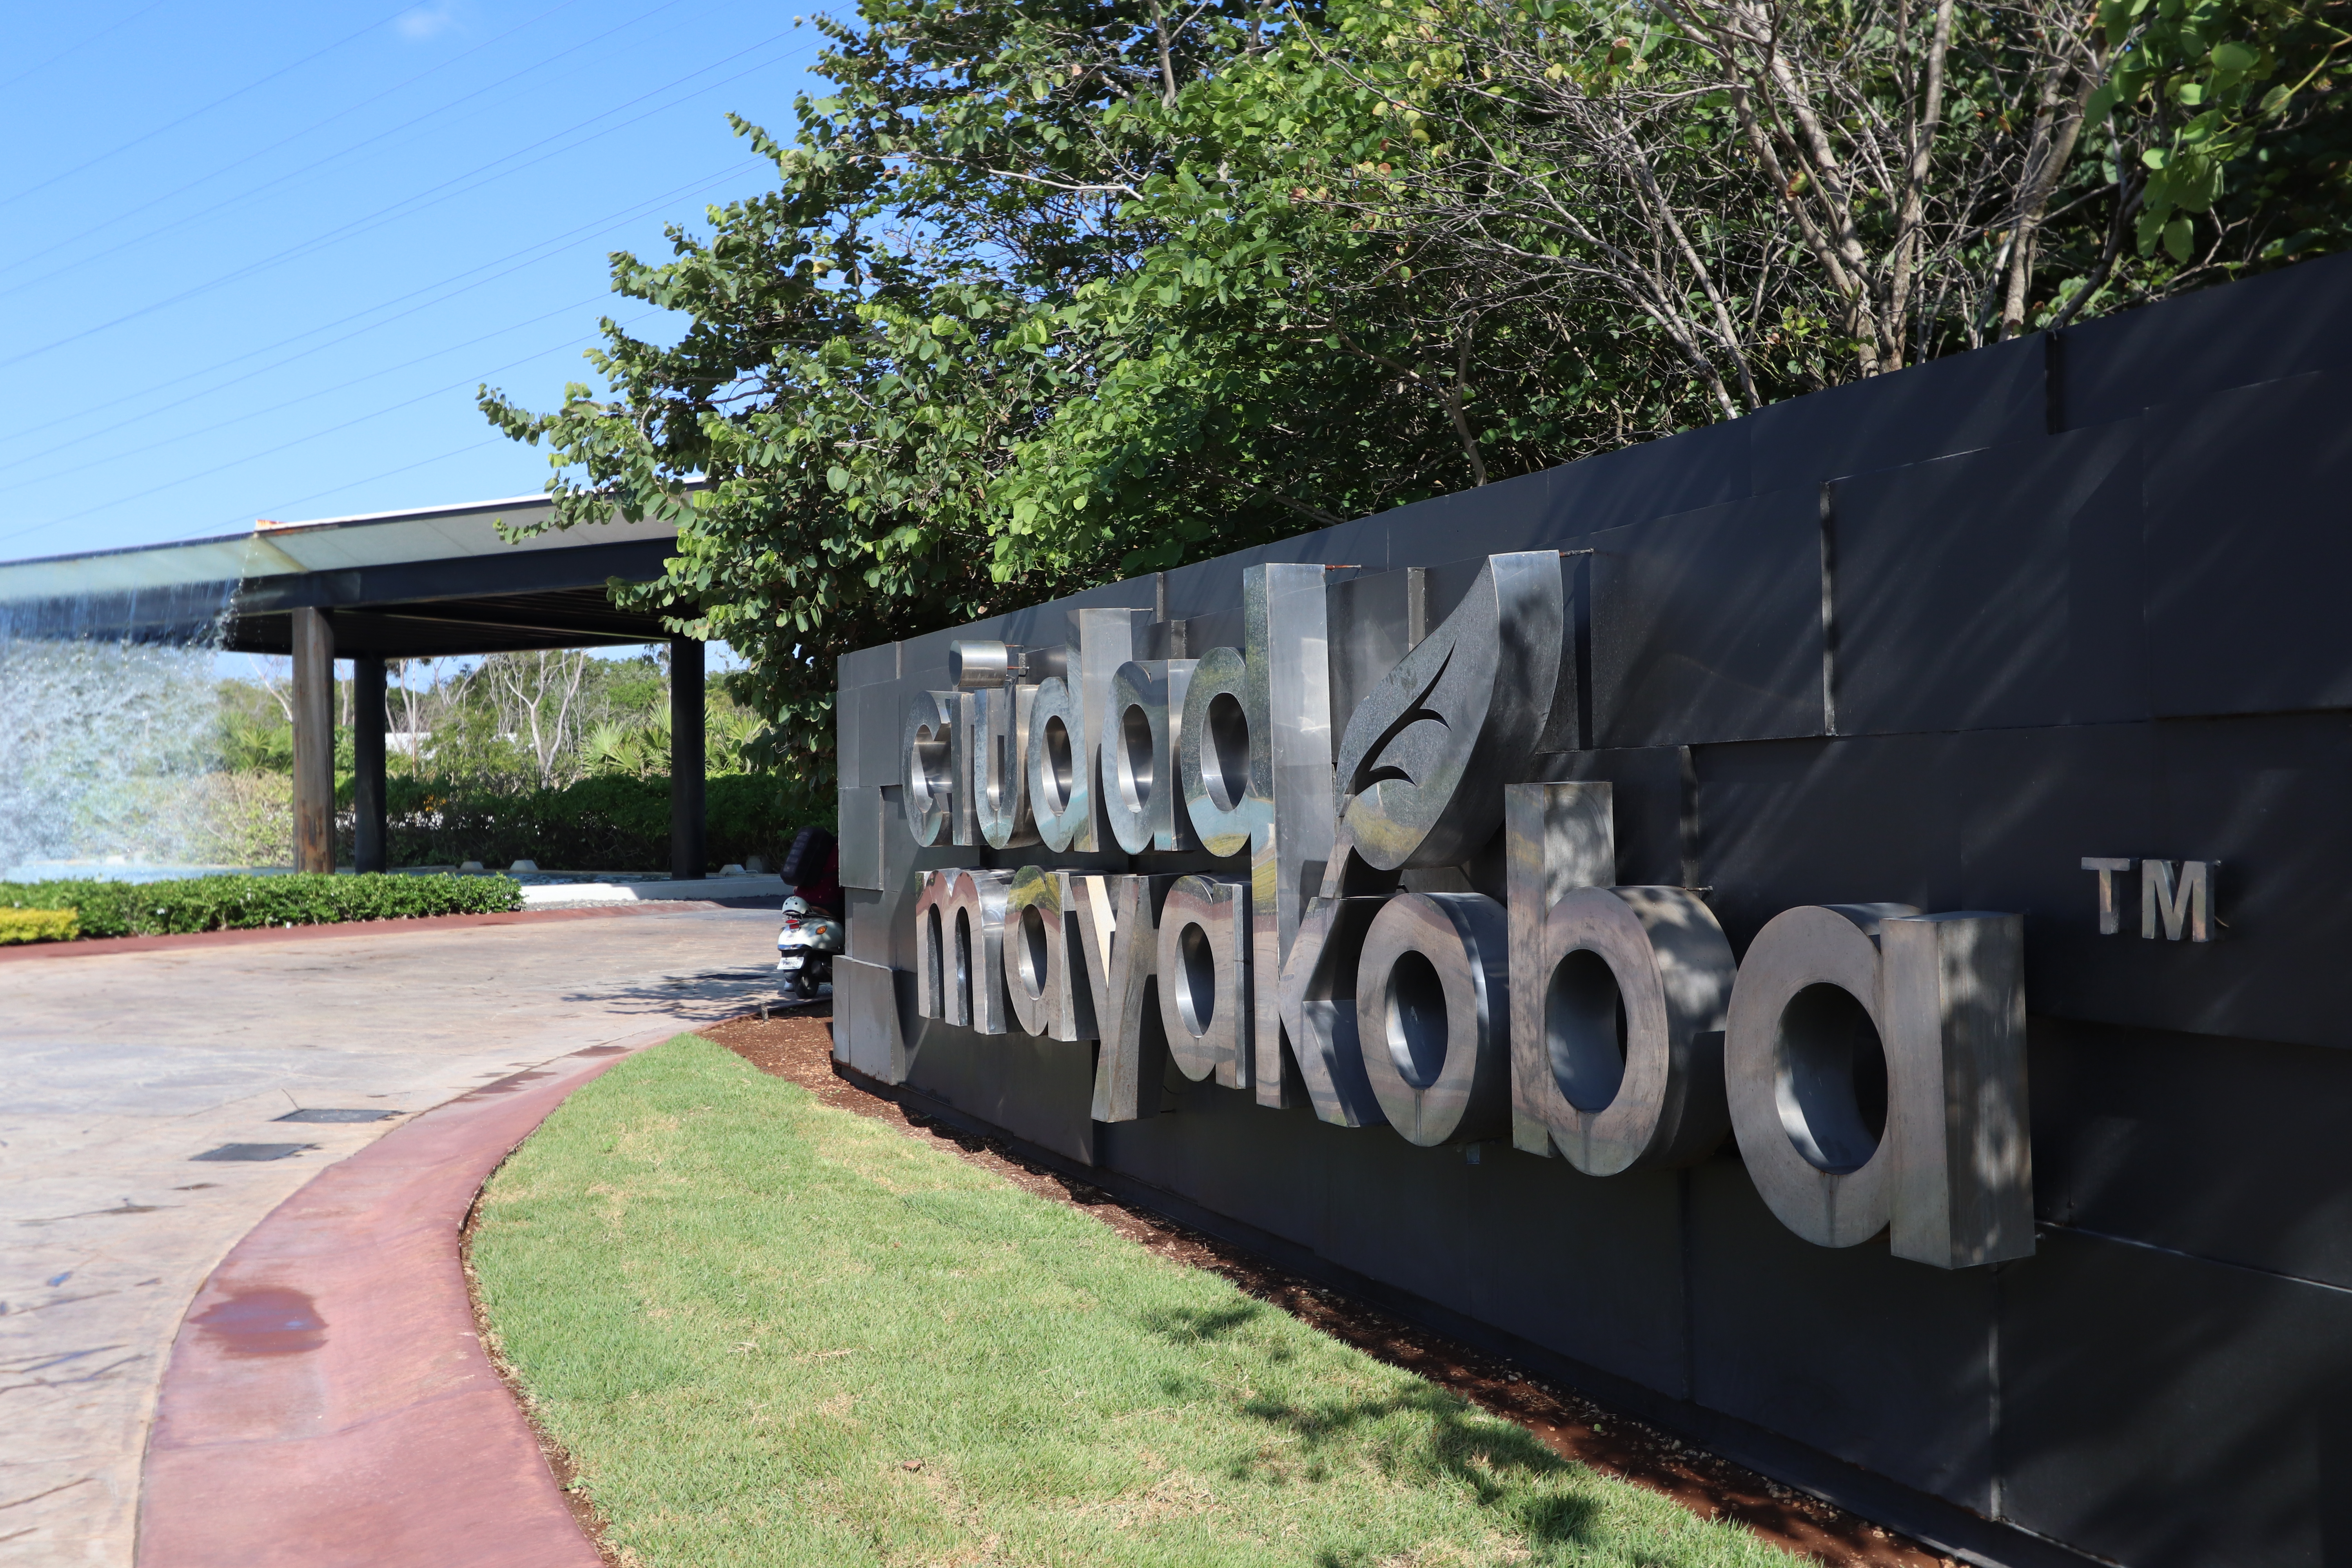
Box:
[353,656,387,875]
[290,608,336,874]
[670,636,706,882]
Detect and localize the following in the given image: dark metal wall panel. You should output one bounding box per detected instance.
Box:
[1182,606,1245,657]
[1942,721,2160,1020]
[2029,1018,2352,1290]
[835,686,862,788]
[1687,1158,1997,1511]
[1829,424,2147,735]
[838,787,884,890]
[1743,333,2047,493]
[1311,1120,1486,1320]
[1967,715,2352,1049]
[838,640,899,691]
[844,886,893,962]
[1695,733,1965,955]
[1591,489,1826,750]
[1998,1229,2352,1568]
[1538,417,1750,535]
[1419,555,1495,632]
[902,1027,1100,1166]
[2141,371,2352,719]
[854,683,904,792]
[1700,719,2352,1049]
[1374,467,1565,566]
[2055,250,2352,431]
[897,636,956,695]
[1461,1158,1692,1397]
[1103,1091,1333,1253]
[1364,417,1753,566]
[835,956,904,1080]
[1159,557,1249,623]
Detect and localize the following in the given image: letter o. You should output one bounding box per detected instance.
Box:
[1356,892,1510,1146]
[1725,904,1916,1248]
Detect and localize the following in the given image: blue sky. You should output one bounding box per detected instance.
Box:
[0,0,830,565]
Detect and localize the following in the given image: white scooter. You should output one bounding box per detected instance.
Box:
[774,825,841,1005]
[775,895,843,1004]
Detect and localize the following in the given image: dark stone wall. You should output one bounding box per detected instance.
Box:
[836,252,2352,1568]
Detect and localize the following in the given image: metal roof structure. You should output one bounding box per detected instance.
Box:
[0,490,715,877]
[0,493,687,655]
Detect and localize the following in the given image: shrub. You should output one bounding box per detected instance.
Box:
[0,873,523,938]
[0,907,79,944]
[369,772,831,872]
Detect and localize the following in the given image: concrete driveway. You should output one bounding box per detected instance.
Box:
[0,904,782,1567]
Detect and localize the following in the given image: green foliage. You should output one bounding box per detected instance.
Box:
[0,907,79,944]
[579,706,765,782]
[479,0,1374,800]
[377,772,828,873]
[0,873,523,939]
[484,0,2351,788]
[2043,0,2352,314]
[217,684,296,773]
[472,1034,1790,1567]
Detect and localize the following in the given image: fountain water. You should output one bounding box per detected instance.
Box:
[0,581,243,882]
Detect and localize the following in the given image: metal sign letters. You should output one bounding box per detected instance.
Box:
[899,554,2034,1269]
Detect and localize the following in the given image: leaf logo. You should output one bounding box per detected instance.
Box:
[1333,552,1568,872]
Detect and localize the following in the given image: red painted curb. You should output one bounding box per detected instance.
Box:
[0,901,729,965]
[135,1026,690,1568]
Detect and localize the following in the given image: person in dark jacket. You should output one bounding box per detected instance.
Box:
[779,826,839,915]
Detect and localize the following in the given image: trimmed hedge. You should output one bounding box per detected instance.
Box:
[373,772,828,873]
[0,907,79,944]
[0,873,523,939]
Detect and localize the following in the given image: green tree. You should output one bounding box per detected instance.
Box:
[484,0,2349,806]
[484,0,1283,796]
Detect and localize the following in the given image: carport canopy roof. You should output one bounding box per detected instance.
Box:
[0,494,691,656]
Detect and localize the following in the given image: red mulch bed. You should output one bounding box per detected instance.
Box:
[700,1011,1958,1568]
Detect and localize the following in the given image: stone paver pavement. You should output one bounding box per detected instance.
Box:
[0,905,780,1566]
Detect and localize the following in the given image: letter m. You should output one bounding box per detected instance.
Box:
[2141,859,2215,942]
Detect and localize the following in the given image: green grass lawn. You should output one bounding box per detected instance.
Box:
[471,1035,1791,1568]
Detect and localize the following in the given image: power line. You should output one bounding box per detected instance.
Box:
[0,0,699,291]
[9,293,627,486]
[0,30,806,371]
[0,4,424,212]
[222,438,519,535]
[0,0,174,94]
[0,160,760,457]
[0,0,597,279]
[0,313,656,546]
[0,434,510,553]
